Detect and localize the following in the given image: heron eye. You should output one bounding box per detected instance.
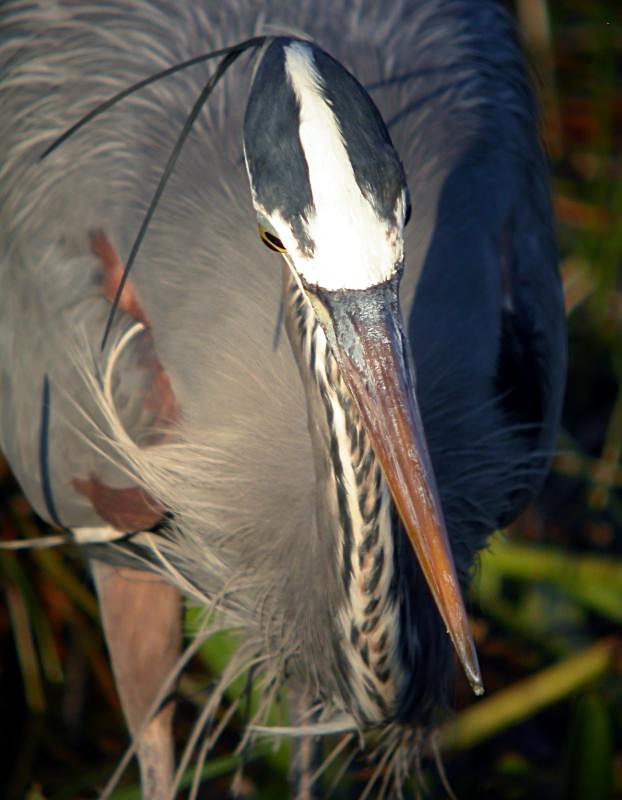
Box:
[258,225,286,253]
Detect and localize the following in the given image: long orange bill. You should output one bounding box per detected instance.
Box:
[312,277,483,695]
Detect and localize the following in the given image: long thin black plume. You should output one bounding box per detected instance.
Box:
[100,42,264,351]
[39,374,64,528]
[39,36,266,160]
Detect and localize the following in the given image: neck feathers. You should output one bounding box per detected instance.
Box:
[283,271,407,724]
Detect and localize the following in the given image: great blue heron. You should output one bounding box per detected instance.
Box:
[0,1,566,797]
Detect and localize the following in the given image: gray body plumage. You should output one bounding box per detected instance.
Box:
[0,0,566,785]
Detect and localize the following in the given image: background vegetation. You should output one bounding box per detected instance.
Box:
[1,1,621,797]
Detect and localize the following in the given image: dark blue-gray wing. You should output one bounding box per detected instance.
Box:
[493,162,567,524]
[394,2,567,560]
[408,140,565,563]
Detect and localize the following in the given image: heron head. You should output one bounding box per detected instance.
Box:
[243,37,409,291]
[243,38,482,695]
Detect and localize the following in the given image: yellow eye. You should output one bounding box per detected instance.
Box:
[258,225,286,253]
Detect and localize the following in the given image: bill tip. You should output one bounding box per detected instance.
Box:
[459,646,484,696]
[471,678,485,696]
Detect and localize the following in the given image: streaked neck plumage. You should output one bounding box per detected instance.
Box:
[283,269,410,726]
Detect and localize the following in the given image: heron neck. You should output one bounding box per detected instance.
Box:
[282,268,407,725]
